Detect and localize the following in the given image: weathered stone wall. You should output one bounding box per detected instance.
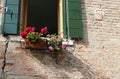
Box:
[79,0,120,79]
[82,0,120,46]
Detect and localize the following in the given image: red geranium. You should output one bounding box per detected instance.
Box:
[40,27,47,34]
[26,27,35,33]
[21,32,28,39]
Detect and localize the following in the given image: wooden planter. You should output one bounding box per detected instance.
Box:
[23,38,47,49]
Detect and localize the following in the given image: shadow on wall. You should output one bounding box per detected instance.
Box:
[28,49,109,79]
[81,0,89,45]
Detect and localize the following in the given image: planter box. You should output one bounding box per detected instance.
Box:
[22,38,47,49]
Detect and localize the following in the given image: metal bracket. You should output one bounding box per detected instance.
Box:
[4,6,8,13]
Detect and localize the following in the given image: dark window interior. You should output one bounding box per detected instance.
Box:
[27,0,58,34]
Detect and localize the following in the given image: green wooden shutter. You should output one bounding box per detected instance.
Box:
[3,0,21,34]
[63,0,83,39]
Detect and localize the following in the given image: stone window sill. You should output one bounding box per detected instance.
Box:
[8,35,75,45]
[9,35,23,42]
[7,35,75,50]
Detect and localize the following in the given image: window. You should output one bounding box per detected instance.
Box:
[2,0,83,39]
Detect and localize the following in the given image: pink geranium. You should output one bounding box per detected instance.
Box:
[21,32,28,39]
[26,27,35,33]
[59,37,63,42]
[51,37,56,43]
[40,27,47,34]
[62,44,67,50]
[68,37,71,40]
[48,46,54,51]
[47,34,51,38]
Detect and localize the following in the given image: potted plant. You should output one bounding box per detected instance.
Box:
[21,26,47,48]
[21,26,69,63]
[46,34,67,63]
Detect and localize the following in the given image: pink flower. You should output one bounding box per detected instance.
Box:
[40,27,47,34]
[26,27,35,33]
[47,34,51,38]
[48,46,54,51]
[51,37,56,43]
[21,32,28,39]
[68,37,71,40]
[59,37,63,42]
[62,44,67,50]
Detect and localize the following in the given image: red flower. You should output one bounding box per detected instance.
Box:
[21,32,28,39]
[26,27,35,33]
[40,27,47,34]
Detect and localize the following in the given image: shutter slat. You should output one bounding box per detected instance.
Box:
[4,24,18,34]
[69,2,81,10]
[69,20,82,29]
[7,0,19,5]
[4,14,18,24]
[69,11,82,19]
[69,29,83,38]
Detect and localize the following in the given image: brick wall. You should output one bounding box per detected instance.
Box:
[79,0,120,78]
[0,0,119,79]
[81,0,120,47]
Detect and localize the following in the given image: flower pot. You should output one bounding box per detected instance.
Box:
[23,39,30,47]
[23,38,46,48]
[30,39,46,48]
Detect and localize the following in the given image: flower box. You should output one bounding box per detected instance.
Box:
[20,26,69,63]
[21,27,48,49]
[23,38,47,49]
